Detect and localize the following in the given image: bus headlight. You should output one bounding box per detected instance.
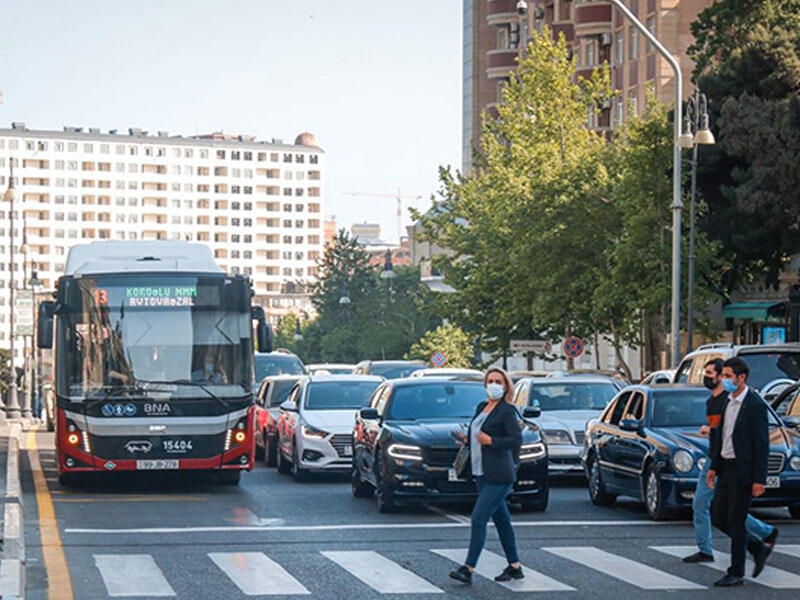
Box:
[520,442,546,461]
[224,417,249,450]
[672,449,694,473]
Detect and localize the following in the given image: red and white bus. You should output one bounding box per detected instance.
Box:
[38,241,271,485]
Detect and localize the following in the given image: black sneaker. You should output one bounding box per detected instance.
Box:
[714,573,743,587]
[494,565,524,582]
[449,565,473,585]
[682,551,714,563]
[752,543,771,578]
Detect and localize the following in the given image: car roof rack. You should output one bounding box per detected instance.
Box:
[695,342,734,351]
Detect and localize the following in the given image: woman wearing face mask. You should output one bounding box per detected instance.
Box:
[449,367,523,585]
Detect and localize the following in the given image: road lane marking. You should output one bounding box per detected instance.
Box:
[65,519,689,534]
[28,429,75,600]
[651,546,800,589]
[424,504,471,524]
[432,548,575,592]
[544,546,704,590]
[775,545,800,559]
[53,495,206,503]
[94,554,175,597]
[322,550,443,594]
[209,552,310,595]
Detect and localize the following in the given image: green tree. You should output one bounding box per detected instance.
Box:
[272,312,302,355]
[405,323,474,367]
[690,0,800,288]
[414,30,613,362]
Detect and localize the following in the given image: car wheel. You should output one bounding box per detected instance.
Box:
[218,470,241,485]
[255,433,266,461]
[352,462,374,498]
[645,464,669,520]
[588,453,615,506]
[789,504,800,519]
[375,451,398,513]
[519,482,549,512]
[277,443,291,474]
[291,444,308,482]
[266,435,278,468]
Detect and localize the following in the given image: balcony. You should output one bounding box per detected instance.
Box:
[487,48,519,79]
[574,2,612,37]
[487,0,518,26]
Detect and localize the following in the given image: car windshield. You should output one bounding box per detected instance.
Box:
[254,354,305,379]
[388,383,486,420]
[650,390,710,427]
[531,382,617,411]
[738,352,800,390]
[305,380,382,410]
[370,363,425,379]
[268,379,300,406]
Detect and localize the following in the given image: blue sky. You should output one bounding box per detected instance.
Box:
[0,0,462,241]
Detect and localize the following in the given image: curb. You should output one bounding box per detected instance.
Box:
[0,421,25,599]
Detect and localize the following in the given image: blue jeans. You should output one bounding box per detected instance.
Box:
[694,458,774,555]
[465,476,520,568]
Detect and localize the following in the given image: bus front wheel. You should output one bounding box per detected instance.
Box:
[218,470,241,485]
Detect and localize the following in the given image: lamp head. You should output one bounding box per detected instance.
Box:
[695,113,716,145]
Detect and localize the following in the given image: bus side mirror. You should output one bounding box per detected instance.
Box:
[252,306,273,353]
[38,301,56,349]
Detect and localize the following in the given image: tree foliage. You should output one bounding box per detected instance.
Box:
[405,323,475,367]
[690,0,800,287]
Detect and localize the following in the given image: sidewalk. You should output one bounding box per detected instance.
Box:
[0,420,27,600]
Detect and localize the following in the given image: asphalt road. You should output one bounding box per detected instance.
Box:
[20,431,800,599]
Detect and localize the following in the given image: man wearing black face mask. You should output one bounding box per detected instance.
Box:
[682,359,777,570]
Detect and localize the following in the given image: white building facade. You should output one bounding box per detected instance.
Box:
[0,124,325,364]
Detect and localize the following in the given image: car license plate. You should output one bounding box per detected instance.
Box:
[448,468,465,482]
[136,459,179,470]
[342,446,353,456]
[766,476,780,489]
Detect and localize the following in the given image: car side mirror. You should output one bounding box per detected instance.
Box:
[523,406,541,419]
[359,407,379,420]
[782,416,800,429]
[279,400,297,412]
[619,418,644,435]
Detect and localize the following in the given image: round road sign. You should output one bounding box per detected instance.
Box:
[431,352,447,367]
[563,336,585,358]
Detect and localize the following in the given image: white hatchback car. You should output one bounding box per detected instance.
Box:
[276,375,384,481]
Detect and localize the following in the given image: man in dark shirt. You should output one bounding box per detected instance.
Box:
[683,359,777,565]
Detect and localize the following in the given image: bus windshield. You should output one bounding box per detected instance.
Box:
[56,274,253,399]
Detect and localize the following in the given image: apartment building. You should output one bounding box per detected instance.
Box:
[0,123,325,361]
[463,0,713,169]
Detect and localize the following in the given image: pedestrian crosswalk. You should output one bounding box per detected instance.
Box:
[90,545,800,597]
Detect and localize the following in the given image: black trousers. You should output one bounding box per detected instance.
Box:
[712,459,763,576]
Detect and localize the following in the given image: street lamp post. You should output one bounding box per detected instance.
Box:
[595,0,684,366]
[678,89,715,352]
[4,160,22,418]
[20,232,32,419]
[380,249,396,360]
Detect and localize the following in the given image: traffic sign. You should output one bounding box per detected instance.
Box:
[431,352,447,367]
[14,289,34,336]
[563,336,585,358]
[510,340,552,354]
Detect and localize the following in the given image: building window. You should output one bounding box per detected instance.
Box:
[615,32,624,65]
[586,42,595,67]
[283,153,292,163]
[497,26,509,50]
[629,26,638,59]
[628,89,639,117]
[646,16,656,53]
[309,155,318,164]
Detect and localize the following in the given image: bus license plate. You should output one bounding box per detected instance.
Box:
[766,476,780,489]
[136,459,179,470]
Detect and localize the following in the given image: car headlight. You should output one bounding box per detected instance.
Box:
[520,442,546,461]
[301,424,328,439]
[790,455,800,471]
[543,430,571,445]
[672,449,694,473]
[387,443,423,461]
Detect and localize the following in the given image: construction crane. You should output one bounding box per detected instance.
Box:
[342,188,423,242]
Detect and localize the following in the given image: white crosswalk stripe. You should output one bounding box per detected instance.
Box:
[651,545,800,589]
[322,550,443,594]
[94,554,176,597]
[775,545,800,559]
[209,552,310,596]
[543,546,704,590]
[432,548,575,592]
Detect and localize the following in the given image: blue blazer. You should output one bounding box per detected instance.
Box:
[710,388,769,486]
[467,401,522,484]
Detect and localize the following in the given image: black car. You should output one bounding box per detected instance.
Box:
[582,384,800,520]
[351,378,548,512]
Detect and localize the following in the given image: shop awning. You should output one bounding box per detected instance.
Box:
[722,301,784,321]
